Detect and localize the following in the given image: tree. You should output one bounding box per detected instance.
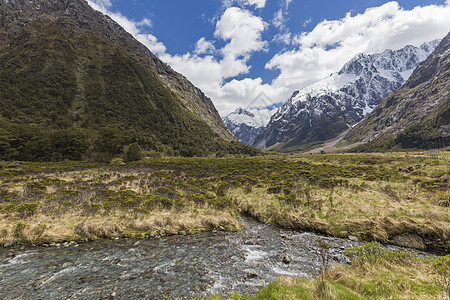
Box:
[125,142,143,162]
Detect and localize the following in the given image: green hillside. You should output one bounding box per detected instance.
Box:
[0,19,257,161]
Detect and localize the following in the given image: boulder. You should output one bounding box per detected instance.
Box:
[392,234,426,250]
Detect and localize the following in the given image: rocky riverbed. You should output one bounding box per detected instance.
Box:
[0,217,426,299]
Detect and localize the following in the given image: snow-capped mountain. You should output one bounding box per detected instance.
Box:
[345,31,450,149]
[253,40,440,150]
[223,105,280,145]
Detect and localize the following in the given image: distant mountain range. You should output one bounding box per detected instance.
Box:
[344,31,450,150]
[223,103,282,145]
[0,0,257,161]
[251,40,440,150]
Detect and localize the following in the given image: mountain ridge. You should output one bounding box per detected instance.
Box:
[344,31,450,150]
[252,40,440,150]
[0,0,233,140]
[0,0,259,161]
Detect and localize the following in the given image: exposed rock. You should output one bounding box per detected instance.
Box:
[392,234,426,250]
[282,255,292,264]
[254,41,439,149]
[345,31,450,149]
[348,236,358,242]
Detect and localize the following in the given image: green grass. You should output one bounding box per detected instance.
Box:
[207,244,449,300]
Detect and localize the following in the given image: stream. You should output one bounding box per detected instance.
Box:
[0,217,421,299]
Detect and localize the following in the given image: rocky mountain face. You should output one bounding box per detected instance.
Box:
[0,0,255,160]
[253,41,440,150]
[223,108,267,146]
[344,31,450,150]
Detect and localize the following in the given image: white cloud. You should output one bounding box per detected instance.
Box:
[272,9,285,29]
[194,38,216,55]
[87,1,166,55]
[285,0,293,9]
[87,1,450,117]
[271,5,292,45]
[243,0,267,9]
[267,1,450,99]
[136,18,152,28]
[303,17,312,28]
[223,0,267,9]
[88,0,112,10]
[215,7,268,59]
[162,7,269,114]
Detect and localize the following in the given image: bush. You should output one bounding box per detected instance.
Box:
[125,142,143,162]
[15,203,38,217]
[429,255,450,298]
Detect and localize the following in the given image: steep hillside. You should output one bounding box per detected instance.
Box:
[0,0,254,160]
[345,31,450,150]
[253,41,439,150]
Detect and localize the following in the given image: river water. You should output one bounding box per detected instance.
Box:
[0,217,411,299]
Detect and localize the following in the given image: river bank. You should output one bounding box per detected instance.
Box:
[0,154,448,253]
[2,216,440,299]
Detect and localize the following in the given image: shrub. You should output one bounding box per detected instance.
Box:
[344,242,416,265]
[429,255,450,298]
[15,203,38,217]
[267,184,282,194]
[125,142,144,162]
[13,222,28,239]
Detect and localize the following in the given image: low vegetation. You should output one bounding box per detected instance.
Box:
[210,243,450,299]
[0,153,448,250]
[0,152,448,298]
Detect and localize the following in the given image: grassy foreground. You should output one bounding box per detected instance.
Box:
[209,242,450,299]
[0,152,448,299]
[0,153,448,250]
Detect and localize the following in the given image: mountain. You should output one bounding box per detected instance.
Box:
[344,31,450,150]
[223,104,281,145]
[253,41,440,150]
[0,0,256,161]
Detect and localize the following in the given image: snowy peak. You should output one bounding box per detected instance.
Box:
[223,104,282,146]
[254,40,439,150]
[225,107,263,128]
[344,31,450,148]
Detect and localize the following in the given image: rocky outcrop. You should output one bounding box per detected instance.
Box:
[253,41,439,150]
[344,31,450,148]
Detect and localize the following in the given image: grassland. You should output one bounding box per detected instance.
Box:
[0,152,448,299]
[0,153,448,251]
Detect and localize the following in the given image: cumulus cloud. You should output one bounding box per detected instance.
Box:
[194,38,216,55]
[223,0,267,9]
[87,1,450,116]
[215,7,268,59]
[267,1,450,98]
[162,7,269,114]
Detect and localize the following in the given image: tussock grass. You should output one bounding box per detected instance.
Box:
[0,154,448,250]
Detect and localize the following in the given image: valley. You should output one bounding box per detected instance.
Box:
[1,152,448,298]
[0,0,449,299]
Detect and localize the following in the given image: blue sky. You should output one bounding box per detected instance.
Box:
[88,0,450,115]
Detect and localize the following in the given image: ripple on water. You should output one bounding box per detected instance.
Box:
[0,216,431,299]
